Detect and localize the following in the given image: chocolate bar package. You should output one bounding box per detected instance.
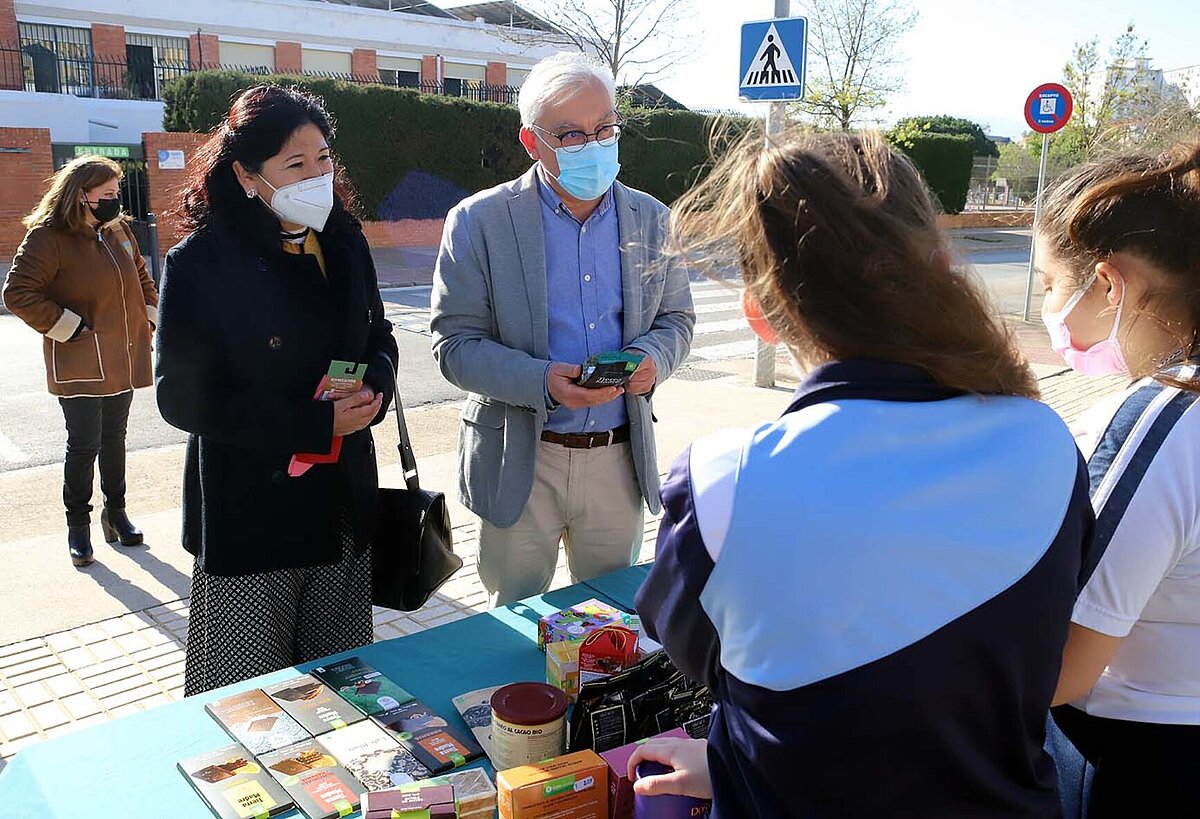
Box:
[259,739,363,819]
[311,657,416,717]
[316,719,431,792]
[205,689,312,755]
[178,743,295,819]
[374,699,485,774]
[568,653,714,754]
[264,674,366,736]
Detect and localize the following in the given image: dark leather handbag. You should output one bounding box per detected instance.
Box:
[371,361,461,611]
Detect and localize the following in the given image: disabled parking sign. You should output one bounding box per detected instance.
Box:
[1024,83,1073,134]
[739,17,807,101]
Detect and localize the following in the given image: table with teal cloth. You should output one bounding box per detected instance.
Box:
[0,564,651,818]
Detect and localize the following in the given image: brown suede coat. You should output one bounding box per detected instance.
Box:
[3,221,157,397]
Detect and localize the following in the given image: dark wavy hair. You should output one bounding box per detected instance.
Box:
[177,84,359,247]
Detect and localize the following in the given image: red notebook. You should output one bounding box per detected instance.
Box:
[288,376,343,478]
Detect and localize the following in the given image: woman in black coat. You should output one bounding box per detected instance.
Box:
[156,85,399,694]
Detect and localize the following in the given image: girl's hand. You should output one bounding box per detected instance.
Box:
[627,738,713,800]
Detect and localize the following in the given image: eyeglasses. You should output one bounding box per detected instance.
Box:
[530,121,623,153]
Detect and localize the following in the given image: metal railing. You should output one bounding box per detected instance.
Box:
[0,44,519,105]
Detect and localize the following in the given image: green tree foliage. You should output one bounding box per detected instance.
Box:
[162,70,748,216]
[891,115,998,157]
[887,132,974,214]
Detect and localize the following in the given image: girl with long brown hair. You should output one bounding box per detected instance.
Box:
[3,156,157,567]
[1040,143,1200,817]
[631,130,1094,817]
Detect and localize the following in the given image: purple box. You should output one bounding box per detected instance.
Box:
[598,728,690,819]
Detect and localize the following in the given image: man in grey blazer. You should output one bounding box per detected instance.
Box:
[431,52,695,606]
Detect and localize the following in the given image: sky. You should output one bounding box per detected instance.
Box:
[441,0,1200,139]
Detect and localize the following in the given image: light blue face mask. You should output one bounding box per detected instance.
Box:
[548,140,621,201]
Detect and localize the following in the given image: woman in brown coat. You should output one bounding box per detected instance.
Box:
[2,155,157,567]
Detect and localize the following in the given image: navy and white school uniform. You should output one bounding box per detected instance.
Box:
[1052,365,1200,816]
[636,359,1095,819]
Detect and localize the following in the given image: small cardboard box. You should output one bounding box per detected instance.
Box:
[498,750,609,819]
[538,600,631,652]
[546,640,582,701]
[405,769,497,819]
[362,783,456,819]
[598,728,690,819]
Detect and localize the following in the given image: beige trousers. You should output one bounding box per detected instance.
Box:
[478,440,644,607]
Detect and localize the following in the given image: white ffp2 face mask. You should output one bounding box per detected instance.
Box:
[258,172,334,232]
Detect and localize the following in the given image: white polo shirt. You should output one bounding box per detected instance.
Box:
[1071,367,1200,724]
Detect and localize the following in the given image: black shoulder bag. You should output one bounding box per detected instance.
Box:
[371,360,461,611]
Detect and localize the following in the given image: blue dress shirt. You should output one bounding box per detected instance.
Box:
[538,170,627,433]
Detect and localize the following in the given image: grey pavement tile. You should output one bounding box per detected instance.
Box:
[12,681,51,709]
[0,711,37,742]
[60,693,102,721]
[28,701,68,732]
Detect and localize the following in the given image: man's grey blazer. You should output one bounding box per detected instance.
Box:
[430,166,695,528]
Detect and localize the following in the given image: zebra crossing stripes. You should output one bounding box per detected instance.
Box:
[379,279,758,363]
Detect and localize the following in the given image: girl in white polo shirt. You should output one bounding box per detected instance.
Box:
[1038,143,1200,817]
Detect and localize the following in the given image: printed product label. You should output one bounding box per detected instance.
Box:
[221,781,279,818]
[491,714,565,771]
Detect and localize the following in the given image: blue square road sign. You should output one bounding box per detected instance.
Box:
[739,17,807,102]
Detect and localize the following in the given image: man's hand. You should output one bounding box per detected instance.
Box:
[547,362,623,411]
[332,386,383,436]
[628,738,713,800]
[625,353,657,396]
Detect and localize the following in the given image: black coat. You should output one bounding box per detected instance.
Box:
[156,216,398,576]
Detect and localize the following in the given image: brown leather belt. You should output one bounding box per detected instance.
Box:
[540,425,631,449]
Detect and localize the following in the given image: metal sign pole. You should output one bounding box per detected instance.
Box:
[1022,131,1049,321]
[754,0,790,389]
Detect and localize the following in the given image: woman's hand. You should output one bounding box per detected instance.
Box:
[332,387,383,436]
[627,738,713,800]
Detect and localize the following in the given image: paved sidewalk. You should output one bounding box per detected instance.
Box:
[0,345,1130,772]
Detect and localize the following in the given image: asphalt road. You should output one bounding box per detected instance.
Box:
[0,249,1040,472]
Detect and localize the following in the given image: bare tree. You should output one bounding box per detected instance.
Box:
[495,0,694,85]
[790,0,917,130]
[1050,24,1199,164]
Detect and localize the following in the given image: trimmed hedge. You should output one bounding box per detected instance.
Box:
[894,133,975,214]
[162,70,745,218]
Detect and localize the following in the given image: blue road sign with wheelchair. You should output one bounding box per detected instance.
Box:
[739,17,807,101]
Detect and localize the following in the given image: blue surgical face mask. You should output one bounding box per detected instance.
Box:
[546,140,621,201]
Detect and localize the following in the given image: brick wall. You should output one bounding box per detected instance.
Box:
[91,23,127,92]
[0,0,16,43]
[352,49,378,81]
[0,0,18,91]
[486,61,507,87]
[275,41,302,74]
[361,219,445,249]
[143,132,208,258]
[188,33,220,69]
[0,128,53,258]
[421,55,438,85]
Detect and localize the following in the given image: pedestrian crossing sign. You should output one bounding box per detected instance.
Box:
[739,17,807,101]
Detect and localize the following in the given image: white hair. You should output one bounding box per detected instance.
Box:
[517,51,616,128]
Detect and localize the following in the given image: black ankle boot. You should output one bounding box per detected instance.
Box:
[101,508,143,546]
[68,525,94,567]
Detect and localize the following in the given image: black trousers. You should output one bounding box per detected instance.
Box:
[59,391,134,527]
[1052,705,1200,818]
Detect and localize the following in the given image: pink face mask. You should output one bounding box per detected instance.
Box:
[1041,273,1129,377]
